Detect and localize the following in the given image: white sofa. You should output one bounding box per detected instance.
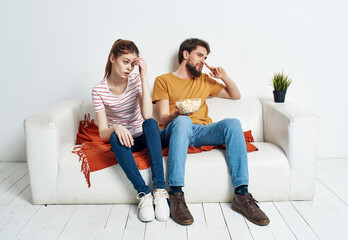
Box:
[24,97,320,204]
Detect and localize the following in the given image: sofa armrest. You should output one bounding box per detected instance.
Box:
[260,98,320,200]
[24,100,83,204]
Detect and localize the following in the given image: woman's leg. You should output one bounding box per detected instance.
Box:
[142,118,165,189]
[110,132,151,194]
[140,119,169,221]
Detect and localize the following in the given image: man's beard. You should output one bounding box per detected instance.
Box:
[186,61,202,77]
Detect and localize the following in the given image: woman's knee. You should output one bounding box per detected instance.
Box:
[110,132,121,145]
[143,118,158,129]
[143,118,160,135]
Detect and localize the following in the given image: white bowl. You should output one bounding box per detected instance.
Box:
[175,98,201,114]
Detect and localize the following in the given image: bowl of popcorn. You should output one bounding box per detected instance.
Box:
[175,98,201,114]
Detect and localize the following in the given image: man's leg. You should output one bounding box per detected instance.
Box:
[192,119,249,188]
[160,115,194,225]
[192,119,270,226]
[160,115,192,187]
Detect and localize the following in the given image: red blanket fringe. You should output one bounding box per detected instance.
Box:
[73,145,91,187]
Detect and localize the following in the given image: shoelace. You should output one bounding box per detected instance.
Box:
[136,192,153,208]
[245,194,260,209]
[154,190,169,205]
[172,193,188,209]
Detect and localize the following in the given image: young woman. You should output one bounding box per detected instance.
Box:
[92,39,169,222]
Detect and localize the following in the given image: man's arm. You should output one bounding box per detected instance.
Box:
[215,74,241,100]
[205,63,241,100]
[153,76,179,126]
[155,99,180,127]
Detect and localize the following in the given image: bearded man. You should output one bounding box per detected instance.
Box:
[152,38,269,226]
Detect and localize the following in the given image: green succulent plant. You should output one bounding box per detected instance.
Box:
[270,71,292,92]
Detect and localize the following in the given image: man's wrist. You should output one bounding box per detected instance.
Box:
[221,74,231,82]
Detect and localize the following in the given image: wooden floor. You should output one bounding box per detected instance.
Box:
[0,158,347,240]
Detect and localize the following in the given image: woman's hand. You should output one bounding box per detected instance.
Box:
[114,124,134,148]
[133,57,147,79]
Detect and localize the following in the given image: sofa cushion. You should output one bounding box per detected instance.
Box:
[206,97,264,142]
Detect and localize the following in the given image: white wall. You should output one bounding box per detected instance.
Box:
[1,0,347,161]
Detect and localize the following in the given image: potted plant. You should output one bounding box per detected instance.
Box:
[270,70,292,103]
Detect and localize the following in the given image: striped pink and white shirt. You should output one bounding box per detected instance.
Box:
[92,73,144,138]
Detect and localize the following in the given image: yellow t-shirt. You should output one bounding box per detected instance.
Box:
[152,72,224,129]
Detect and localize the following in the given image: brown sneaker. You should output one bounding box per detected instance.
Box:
[169,192,194,225]
[231,193,270,226]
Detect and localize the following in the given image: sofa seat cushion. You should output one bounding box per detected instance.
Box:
[247,142,290,201]
[57,146,145,204]
[182,142,290,202]
[56,142,290,204]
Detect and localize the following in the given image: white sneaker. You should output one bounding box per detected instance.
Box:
[153,189,170,221]
[137,192,155,222]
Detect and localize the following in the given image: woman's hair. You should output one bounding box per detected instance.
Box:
[178,38,210,64]
[104,39,139,78]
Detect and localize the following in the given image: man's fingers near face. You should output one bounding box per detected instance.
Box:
[211,67,218,74]
[204,62,212,70]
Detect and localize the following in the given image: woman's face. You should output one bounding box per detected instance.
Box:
[110,53,138,79]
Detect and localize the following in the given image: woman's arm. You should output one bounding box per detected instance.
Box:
[134,57,153,119]
[96,110,134,147]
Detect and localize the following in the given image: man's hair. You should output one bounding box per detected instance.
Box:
[178,38,210,64]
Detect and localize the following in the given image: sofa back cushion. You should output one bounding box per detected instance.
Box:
[206,97,263,142]
[81,97,264,142]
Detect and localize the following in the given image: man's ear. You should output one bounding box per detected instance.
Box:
[183,50,189,60]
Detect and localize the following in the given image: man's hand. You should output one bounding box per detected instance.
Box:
[174,106,193,116]
[205,62,227,80]
[114,124,134,148]
[205,62,241,100]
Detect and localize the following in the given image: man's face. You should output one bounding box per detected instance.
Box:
[185,46,208,77]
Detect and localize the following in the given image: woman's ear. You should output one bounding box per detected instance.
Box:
[110,54,116,63]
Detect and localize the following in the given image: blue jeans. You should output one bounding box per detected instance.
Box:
[160,116,249,189]
[110,118,165,194]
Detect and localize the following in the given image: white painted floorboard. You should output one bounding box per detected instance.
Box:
[0,159,347,240]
